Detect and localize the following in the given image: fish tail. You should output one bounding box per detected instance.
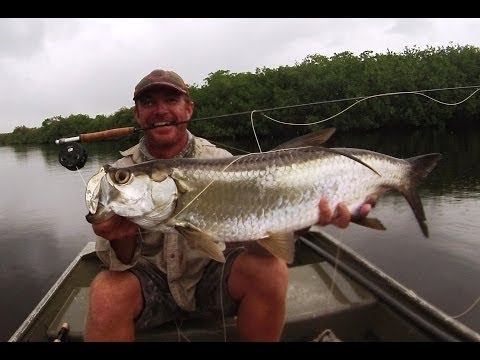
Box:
[401,153,442,238]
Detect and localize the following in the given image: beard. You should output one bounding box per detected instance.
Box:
[144,123,189,150]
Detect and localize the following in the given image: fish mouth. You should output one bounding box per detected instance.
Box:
[85,204,115,224]
[85,166,116,224]
[85,166,107,215]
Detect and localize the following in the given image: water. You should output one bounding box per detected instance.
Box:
[0,127,479,341]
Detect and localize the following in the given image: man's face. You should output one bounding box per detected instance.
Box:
[134,87,194,147]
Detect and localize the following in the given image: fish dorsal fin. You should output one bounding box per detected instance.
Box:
[320,147,381,176]
[274,131,380,176]
[175,225,226,263]
[351,217,386,231]
[257,232,296,264]
[272,128,336,150]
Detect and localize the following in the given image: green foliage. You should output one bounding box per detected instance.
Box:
[0,107,136,145]
[1,44,479,146]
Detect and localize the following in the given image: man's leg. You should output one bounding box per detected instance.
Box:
[228,251,289,341]
[84,270,143,341]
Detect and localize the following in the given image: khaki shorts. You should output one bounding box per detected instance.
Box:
[129,247,245,331]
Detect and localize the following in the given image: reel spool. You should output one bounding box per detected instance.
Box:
[58,142,88,171]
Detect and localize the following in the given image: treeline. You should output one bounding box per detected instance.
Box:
[1,44,479,146]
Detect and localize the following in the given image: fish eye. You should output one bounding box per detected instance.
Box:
[114,169,131,184]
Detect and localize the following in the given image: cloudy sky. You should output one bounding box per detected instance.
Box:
[1,18,479,134]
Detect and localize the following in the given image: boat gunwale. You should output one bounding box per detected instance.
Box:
[303,226,480,342]
[8,242,96,342]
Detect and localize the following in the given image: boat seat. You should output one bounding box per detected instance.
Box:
[46,261,377,341]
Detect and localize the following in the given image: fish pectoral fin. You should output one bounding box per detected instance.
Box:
[174,179,192,193]
[171,171,193,193]
[351,217,387,231]
[257,232,296,264]
[175,225,226,263]
[293,226,312,237]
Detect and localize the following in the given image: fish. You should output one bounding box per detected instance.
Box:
[85,129,442,264]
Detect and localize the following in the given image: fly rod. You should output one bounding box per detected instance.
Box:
[55,121,192,170]
[55,126,136,144]
[54,121,193,145]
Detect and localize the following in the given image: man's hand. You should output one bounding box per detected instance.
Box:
[92,214,139,242]
[317,198,371,229]
[92,214,140,264]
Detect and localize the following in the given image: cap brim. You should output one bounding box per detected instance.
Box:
[133,82,187,100]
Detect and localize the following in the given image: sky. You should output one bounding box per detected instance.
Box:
[1,18,479,134]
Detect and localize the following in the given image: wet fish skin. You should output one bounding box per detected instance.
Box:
[85,132,442,263]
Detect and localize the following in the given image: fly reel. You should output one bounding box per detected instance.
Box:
[58,142,88,171]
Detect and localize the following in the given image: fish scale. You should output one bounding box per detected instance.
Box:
[166,149,407,241]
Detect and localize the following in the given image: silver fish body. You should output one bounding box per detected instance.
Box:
[85,141,441,263]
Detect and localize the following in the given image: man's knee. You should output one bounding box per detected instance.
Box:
[230,253,289,300]
[89,270,143,317]
[259,257,289,296]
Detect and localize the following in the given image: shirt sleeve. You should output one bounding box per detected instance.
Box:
[95,234,142,271]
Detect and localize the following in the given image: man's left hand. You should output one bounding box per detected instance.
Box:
[317,198,371,229]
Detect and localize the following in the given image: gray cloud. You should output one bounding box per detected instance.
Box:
[0,19,46,58]
[1,18,478,134]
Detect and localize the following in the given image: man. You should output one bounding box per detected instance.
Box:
[84,69,371,342]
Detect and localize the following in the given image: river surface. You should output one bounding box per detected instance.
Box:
[0,126,479,341]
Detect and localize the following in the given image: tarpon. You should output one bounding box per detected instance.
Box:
[85,129,442,263]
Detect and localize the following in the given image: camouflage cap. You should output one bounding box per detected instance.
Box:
[133,69,189,100]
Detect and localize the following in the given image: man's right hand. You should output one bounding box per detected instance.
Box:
[92,214,139,242]
[93,214,140,264]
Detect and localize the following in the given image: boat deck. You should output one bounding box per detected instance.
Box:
[46,260,378,342]
[10,233,480,342]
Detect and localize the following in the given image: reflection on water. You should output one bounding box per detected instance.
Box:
[0,143,122,341]
[0,126,479,340]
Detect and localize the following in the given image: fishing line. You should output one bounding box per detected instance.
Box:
[173,154,253,218]
[219,256,228,342]
[172,146,303,218]
[147,85,479,154]
[55,84,479,159]
[326,244,342,308]
[75,167,88,187]
[207,140,251,155]
[249,86,480,152]
[191,84,480,125]
[173,319,191,342]
[448,294,480,320]
[138,227,192,343]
